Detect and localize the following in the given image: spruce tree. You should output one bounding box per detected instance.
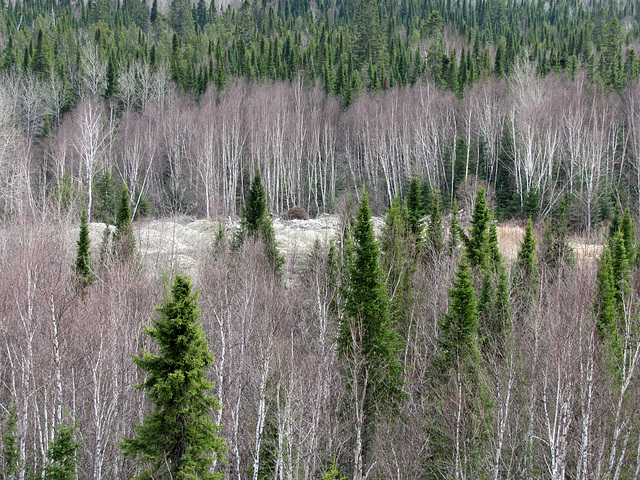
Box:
[513,217,538,294]
[236,169,283,275]
[43,424,78,480]
[75,209,95,288]
[1,404,20,480]
[435,258,482,375]
[338,188,404,476]
[113,185,136,261]
[104,53,118,99]
[381,197,415,333]
[462,188,490,269]
[121,275,227,480]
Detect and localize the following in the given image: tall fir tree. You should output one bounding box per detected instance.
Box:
[462,188,490,269]
[381,197,415,333]
[434,258,482,376]
[75,209,95,288]
[121,275,227,480]
[513,217,538,294]
[113,185,136,261]
[338,188,404,478]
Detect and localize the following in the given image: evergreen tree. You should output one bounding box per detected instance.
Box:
[353,0,386,69]
[406,177,423,235]
[113,185,136,261]
[513,217,538,292]
[461,188,490,269]
[121,275,227,480]
[449,199,461,253]
[1,404,20,480]
[608,201,622,240]
[236,169,283,275]
[104,52,118,99]
[43,424,78,480]
[75,209,95,288]
[338,188,404,476]
[31,29,52,80]
[434,258,482,375]
[594,246,623,372]
[381,197,415,333]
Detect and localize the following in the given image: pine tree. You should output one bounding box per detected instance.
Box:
[514,217,538,292]
[104,52,118,99]
[381,197,415,333]
[75,209,95,288]
[1,404,20,480]
[338,188,404,476]
[150,0,158,22]
[121,275,227,480]
[43,424,78,480]
[435,258,482,375]
[236,169,284,275]
[594,247,623,372]
[113,185,136,261]
[462,188,490,269]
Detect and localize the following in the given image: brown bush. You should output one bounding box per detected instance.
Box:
[285,206,310,220]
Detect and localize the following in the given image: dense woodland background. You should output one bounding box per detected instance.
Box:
[2,0,640,477]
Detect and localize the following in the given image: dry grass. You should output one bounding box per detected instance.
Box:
[497,224,604,265]
[496,225,525,263]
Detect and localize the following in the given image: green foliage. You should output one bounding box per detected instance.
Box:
[113,185,136,261]
[462,188,490,270]
[121,275,227,480]
[381,197,416,332]
[406,177,423,235]
[435,258,482,376]
[1,404,20,480]
[321,460,347,480]
[75,209,95,289]
[92,173,118,224]
[43,423,78,480]
[513,218,538,293]
[338,188,404,468]
[236,169,284,275]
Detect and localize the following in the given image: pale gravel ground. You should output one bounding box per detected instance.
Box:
[75,218,601,278]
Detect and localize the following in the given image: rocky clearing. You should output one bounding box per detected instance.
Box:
[79,217,604,278]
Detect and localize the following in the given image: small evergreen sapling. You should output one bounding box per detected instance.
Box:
[1,404,20,480]
[43,423,79,480]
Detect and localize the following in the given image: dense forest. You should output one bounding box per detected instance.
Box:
[2,0,640,478]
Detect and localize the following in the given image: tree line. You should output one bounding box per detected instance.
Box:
[2,74,640,232]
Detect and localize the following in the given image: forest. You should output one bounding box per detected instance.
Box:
[1,0,640,477]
